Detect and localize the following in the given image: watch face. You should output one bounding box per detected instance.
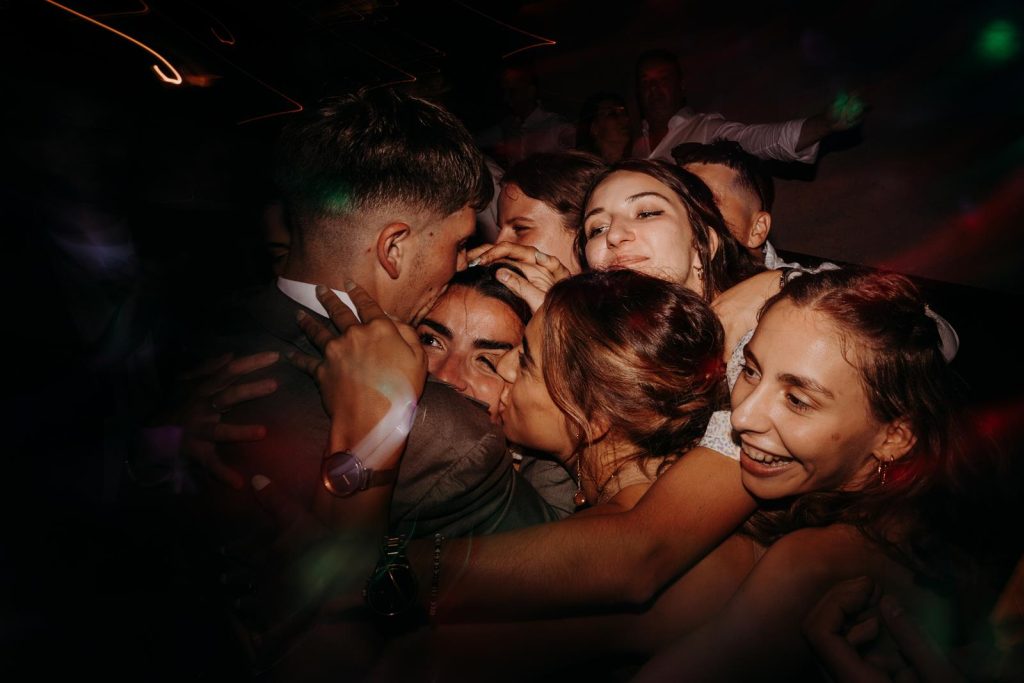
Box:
[365,564,417,616]
[321,451,364,496]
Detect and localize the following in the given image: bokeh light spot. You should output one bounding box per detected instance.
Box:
[977,19,1019,64]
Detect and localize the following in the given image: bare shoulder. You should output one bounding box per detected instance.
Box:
[751,524,879,584]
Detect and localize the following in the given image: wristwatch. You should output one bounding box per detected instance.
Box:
[321,449,398,497]
[364,534,419,617]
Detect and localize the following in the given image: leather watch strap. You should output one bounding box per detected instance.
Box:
[366,467,398,489]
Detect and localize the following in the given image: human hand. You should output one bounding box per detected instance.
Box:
[289,282,427,458]
[712,269,782,360]
[468,242,572,312]
[827,90,867,131]
[178,351,280,489]
[803,576,965,683]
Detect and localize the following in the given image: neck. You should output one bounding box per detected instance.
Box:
[282,253,351,291]
[597,137,629,163]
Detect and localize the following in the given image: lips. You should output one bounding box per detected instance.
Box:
[609,255,648,269]
[739,441,796,476]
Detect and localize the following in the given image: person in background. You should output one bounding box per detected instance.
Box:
[576,92,633,164]
[632,48,863,163]
[476,60,575,169]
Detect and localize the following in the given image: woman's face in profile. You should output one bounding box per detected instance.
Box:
[495,306,577,459]
[496,182,581,274]
[582,170,703,293]
[417,285,524,422]
[730,299,890,500]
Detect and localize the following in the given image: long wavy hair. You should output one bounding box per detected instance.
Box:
[741,268,989,582]
[577,159,762,300]
[540,269,726,491]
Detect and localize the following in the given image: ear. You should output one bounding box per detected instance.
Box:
[376,222,411,280]
[873,418,917,463]
[705,226,721,260]
[745,211,771,250]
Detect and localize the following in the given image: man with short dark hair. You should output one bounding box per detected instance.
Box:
[673,139,782,266]
[634,49,862,164]
[197,89,555,673]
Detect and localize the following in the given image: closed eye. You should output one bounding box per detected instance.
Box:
[637,209,664,219]
[586,224,609,240]
[477,354,499,373]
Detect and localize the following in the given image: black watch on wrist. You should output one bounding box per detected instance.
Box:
[364,535,419,618]
[321,449,398,497]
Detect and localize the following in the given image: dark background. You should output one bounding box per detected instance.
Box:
[3,1,1022,677]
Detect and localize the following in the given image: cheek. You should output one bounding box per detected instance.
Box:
[584,240,605,266]
[467,373,505,408]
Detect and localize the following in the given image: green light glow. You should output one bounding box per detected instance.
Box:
[978,19,1019,64]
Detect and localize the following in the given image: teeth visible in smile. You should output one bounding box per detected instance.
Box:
[744,449,791,466]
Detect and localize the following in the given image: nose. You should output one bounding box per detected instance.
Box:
[730,380,771,435]
[495,347,518,384]
[605,220,634,248]
[496,226,516,244]
[434,354,468,392]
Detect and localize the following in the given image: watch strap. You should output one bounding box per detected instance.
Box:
[365,467,398,489]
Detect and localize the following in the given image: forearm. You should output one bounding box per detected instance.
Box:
[423,449,756,621]
[796,112,832,152]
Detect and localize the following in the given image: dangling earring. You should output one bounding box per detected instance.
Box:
[694,264,704,282]
[573,455,588,508]
[876,457,891,486]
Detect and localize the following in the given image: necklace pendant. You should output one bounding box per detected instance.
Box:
[573,489,588,507]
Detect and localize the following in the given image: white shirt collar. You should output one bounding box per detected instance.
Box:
[276,277,358,319]
[641,106,695,137]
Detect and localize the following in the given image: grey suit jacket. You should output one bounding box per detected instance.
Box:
[199,284,557,544]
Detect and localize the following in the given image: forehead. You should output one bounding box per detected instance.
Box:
[430,285,523,339]
[751,301,867,401]
[638,60,679,81]
[499,183,559,219]
[590,170,677,205]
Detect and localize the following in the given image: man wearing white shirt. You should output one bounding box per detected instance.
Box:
[632,49,860,164]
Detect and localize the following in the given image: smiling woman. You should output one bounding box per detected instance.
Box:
[635,267,980,681]
[580,159,762,301]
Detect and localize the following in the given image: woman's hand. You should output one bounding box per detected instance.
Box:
[467,241,572,312]
[289,282,427,456]
[177,351,280,489]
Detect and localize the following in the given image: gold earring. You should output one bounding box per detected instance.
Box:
[573,455,588,508]
[876,457,891,486]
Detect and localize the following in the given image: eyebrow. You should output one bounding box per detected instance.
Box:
[419,318,452,339]
[744,347,835,400]
[474,339,515,351]
[777,373,835,400]
[584,191,672,222]
[626,191,671,204]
